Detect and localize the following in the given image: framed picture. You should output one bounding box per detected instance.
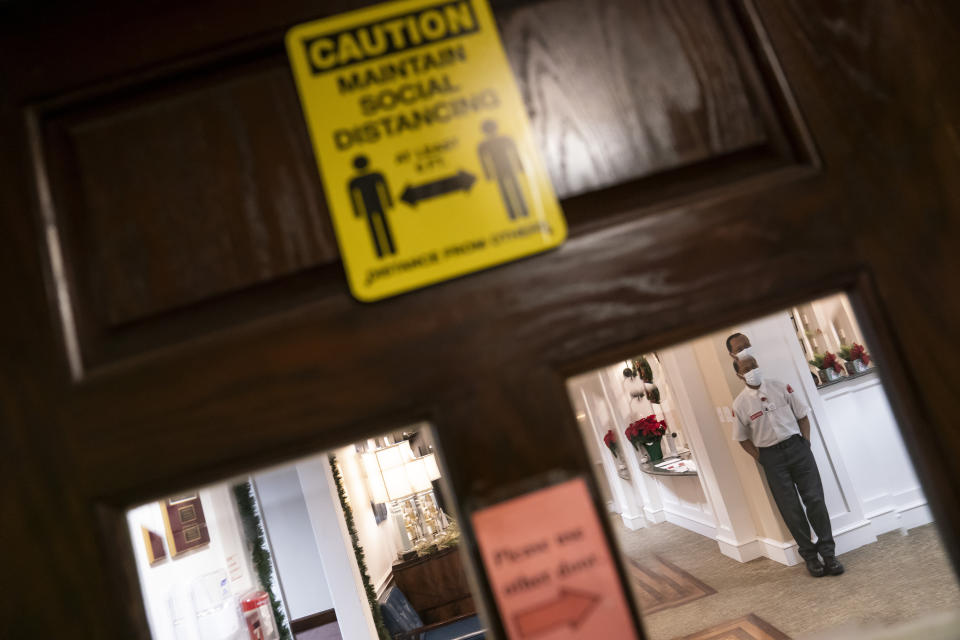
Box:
[161,493,210,557]
[372,501,388,525]
[141,526,166,565]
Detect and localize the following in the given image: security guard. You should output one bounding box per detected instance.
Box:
[732,354,844,577]
[726,331,753,360]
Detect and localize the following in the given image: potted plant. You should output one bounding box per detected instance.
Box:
[809,351,845,382]
[626,415,667,462]
[839,343,872,374]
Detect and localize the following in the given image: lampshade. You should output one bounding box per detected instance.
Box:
[361,453,389,503]
[381,465,414,501]
[422,453,441,481]
[362,440,424,502]
[404,457,432,493]
[363,441,446,503]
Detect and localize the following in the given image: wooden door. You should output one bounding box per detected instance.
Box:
[2,1,959,637]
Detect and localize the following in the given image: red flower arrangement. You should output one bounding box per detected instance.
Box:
[625,414,667,447]
[603,429,620,458]
[849,343,871,365]
[822,352,845,374]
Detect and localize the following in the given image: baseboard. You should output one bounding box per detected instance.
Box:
[643,506,666,524]
[832,518,876,555]
[716,536,763,563]
[727,519,874,566]
[865,506,900,536]
[290,609,337,633]
[861,490,931,535]
[897,500,933,531]
[621,512,645,530]
[375,568,395,598]
[758,537,801,566]
[663,508,717,539]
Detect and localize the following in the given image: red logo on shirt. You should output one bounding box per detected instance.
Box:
[786,384,794,393]
[750,411,763,421]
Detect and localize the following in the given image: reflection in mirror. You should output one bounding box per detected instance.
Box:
[567,292,960,639]
[125,423,486,640]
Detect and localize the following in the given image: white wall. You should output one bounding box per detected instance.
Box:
[254,466,335,619]
[567,370,647,530]
[820,372,931,533]
[738,312,875,556]
[297,456,379,640]
[127,486,255,640]
[638,306,926,566]
[331,445,405,591]
[660,344,769,561]
[568,360,718,536]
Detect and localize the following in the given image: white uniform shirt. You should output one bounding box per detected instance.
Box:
[732,379,809,447]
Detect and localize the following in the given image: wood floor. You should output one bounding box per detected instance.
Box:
[627,555,791,638]
[628,555,717,615]
[678,614,790,640]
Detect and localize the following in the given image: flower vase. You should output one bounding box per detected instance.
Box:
[852,358,869,373]
[643,438,664,462]
[820,367,841,382]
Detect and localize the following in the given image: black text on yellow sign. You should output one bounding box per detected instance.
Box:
[287,0,566,301]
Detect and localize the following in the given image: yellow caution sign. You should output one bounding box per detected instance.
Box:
[287,0,566,301]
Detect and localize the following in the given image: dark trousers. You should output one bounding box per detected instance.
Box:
[758,434,835,560]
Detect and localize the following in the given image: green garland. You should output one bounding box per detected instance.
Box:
[329,454,392,640]
[232,481,293,640]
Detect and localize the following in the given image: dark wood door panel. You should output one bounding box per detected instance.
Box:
[45,60,337,328]
[3,1,960,639]
[500,0,768,197]
[63,167,847,503]
[25,0,804,375]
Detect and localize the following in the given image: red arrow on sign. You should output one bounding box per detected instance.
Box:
[512,587,600,637]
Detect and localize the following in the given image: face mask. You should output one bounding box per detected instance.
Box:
[736,345,755,359]
[743,368,763,386]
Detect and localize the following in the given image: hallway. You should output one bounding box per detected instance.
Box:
[615,520,960,639]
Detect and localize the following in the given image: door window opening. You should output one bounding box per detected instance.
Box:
[566,292,960,639]
[124,423,487,640]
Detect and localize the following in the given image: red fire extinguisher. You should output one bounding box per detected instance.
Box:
[241,591,279,640]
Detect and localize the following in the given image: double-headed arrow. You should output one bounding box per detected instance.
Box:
[513,587,600,638]
[401,169,476,207]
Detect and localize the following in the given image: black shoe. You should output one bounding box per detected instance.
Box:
[822,557,844,575]
[805,557,825,577]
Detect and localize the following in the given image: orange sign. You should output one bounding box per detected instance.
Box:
[471,478,640,639]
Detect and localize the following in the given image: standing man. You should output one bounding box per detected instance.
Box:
[726,332,753,359]
[732,354,844,577]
